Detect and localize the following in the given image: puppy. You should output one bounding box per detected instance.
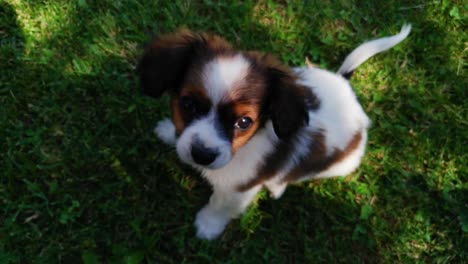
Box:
[138,25,411,240]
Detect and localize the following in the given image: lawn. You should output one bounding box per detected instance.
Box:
[0,0,466,263]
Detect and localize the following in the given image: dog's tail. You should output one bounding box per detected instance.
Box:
[337,24,411,79]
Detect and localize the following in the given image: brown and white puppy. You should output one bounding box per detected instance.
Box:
[138,25,411,240]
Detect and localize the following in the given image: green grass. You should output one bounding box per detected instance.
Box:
[1,0,466,263]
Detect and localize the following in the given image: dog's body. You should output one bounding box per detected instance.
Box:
[138,25,411,239]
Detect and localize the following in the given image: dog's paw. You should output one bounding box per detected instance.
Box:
[194,206,230,240]
[154,118,176,145]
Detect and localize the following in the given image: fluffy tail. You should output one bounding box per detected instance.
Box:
[337,24,411,79]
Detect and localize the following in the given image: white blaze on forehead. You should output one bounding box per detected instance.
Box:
[202,54,250,103]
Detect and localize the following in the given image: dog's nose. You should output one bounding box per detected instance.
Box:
[191,144,219,166]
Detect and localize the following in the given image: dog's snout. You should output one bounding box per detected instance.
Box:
[191,143,219,166]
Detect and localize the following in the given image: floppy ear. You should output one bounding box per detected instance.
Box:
[268,67,309,139]
[138,30,233,98]
[137,30,204,98]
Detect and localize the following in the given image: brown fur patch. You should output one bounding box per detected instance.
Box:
[237,131,363,191]
[171,84,212,135]
[150,29,232,55]
[171,97,185,135]
[139,29,234,98]
[245,51,311,139]
[230,104,261,152]
[284,131,363,182]
[156,30,236,136]
[237,138,294,192]
[180,84,207,98]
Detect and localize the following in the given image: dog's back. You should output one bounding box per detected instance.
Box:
[285,24,411,181]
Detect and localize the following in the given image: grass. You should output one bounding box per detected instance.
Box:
[0,0,466,263]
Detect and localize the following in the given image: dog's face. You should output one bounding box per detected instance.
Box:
[138,30,308,169]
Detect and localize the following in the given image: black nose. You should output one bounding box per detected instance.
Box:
[191,144,219,166]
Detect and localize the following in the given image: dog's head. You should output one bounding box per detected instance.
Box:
[138,30,309,169]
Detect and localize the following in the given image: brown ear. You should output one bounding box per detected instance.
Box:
[137,29,232,98]
[246,52,309,139]
[267,66,309,139]
[245,52,309,139]
[137,29,201,98]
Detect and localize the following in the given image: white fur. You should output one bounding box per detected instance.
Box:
[175,111,232,170]
[337,24,411,75]
[177,55,251,170]
[154,118,176,145]
[153,25,411,239]
[297,67,370,155]
[157,119,277,239]
[313,131,368,180]
[196,123,277,239]
[202,55,250,103]
[264,65,372,186]
[195,185,262,239]
[264,179,288,199]
[263,126,314,196]
[200,122,277,188]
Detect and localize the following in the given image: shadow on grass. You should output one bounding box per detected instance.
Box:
[1,1,465,263]
[366,7,465,262]
[0,1,192,262]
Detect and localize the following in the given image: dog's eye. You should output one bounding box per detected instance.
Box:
[180,96,198,113]
[234,116,253,131]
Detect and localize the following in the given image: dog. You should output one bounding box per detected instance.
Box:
[138,25,411,240]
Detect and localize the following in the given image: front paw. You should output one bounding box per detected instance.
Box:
[154,118,176,145]
[194,206,230,240]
